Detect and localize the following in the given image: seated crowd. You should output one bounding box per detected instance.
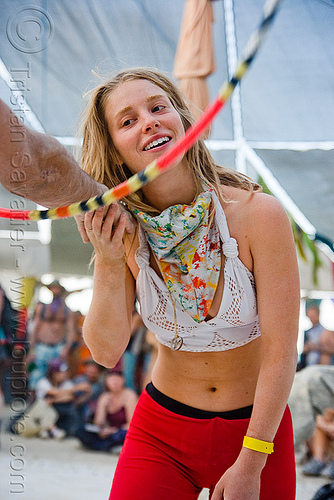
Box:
[289,300,334,483]
[0,281,157,453]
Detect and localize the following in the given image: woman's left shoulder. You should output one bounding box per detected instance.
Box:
[222,187,290,232]
[245,193,295,250]
[245,192,289,224]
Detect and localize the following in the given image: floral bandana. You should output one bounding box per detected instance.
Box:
[132,190,221,323]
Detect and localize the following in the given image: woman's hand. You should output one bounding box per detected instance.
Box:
[76,202,135,244]
[83,204,134,266]
[211,461,261,500]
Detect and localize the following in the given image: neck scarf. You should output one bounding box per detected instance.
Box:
[132,190,221,323]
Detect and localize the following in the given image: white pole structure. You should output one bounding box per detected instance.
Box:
[223,0,247,174]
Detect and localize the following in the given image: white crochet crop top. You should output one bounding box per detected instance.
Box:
[135,192,261,352]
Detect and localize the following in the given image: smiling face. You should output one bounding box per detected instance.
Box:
[104,79,186,175]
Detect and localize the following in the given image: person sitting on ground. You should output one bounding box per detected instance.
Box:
[302,407,334,479]
[289,364,334,451]
[36,358,91,438]
[73,358,105,424]
[75,369,137,452]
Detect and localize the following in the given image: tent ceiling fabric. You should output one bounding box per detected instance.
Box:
[255,149,334,241]
[0,0,333,282]
[0,0,232,138]
[233,0,334,142]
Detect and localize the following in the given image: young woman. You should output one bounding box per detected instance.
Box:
[75,369,137,452]
[80,68,300,500]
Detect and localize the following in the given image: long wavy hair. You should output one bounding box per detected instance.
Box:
[78,67,261,214]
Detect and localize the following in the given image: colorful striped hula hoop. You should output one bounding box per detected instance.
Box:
[0,0,282,222]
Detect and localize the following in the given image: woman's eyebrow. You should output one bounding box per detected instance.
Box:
[115,105,132,119]
[115,94,167,119]
[146,94,165,103]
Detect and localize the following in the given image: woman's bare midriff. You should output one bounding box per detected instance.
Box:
[151,336,263,412]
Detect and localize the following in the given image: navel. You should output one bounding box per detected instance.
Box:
[210,387,217,392]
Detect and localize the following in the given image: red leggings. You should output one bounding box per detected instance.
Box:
[109,385,296,499]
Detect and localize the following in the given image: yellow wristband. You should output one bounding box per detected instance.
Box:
[242,436,274,454]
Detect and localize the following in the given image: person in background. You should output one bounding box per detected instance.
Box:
[298,302,334,370]
[67,310,85,379]
[0,384,4,442]
[0,283,16,403]
[75,369,137,452]
[36,358,91,438]
[302,407,334,479]
[27,281,77,396]
[289,364,334,451]
[73,359,105,424]
[122,305,147,392]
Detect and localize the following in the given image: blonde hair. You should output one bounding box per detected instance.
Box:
[78,67,261,214]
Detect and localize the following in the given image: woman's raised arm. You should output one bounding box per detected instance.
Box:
[82,205,137,368]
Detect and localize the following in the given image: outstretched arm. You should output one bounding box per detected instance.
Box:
[0,99,106,207]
